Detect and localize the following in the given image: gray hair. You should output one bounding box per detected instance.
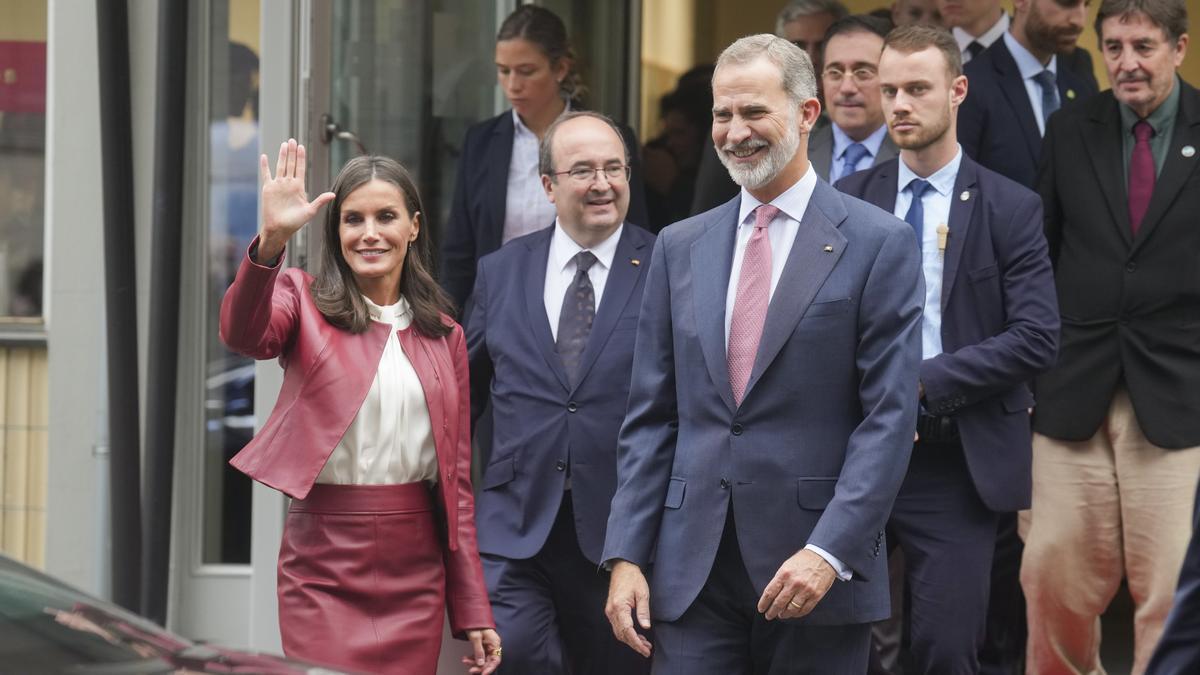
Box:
[538,111,630,177]
[714,34,818,106]
[775,0,850,36]
[1095,0,1188,43]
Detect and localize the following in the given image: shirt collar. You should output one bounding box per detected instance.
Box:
[736,163,819,226]
[549,219,624,273]
[512,100,572,139]
[954,12,1010,51]
[1003,30,1056,76]
[831,122,889,160]
[364,294,411,322]
[1119,73,1181,134]
[897,145,964,197]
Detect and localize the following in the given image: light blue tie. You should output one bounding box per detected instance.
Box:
[1033,70,1059,128]
[838,142,870,181]
[904,179,933,251]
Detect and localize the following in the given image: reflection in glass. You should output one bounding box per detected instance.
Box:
[203,0,260,565]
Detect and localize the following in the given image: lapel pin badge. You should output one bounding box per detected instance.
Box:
[630,258,641,266]
[1066,89,1076,100]
[960,191,970,201]
[823,245,834,252]
[1183,145,1196,158]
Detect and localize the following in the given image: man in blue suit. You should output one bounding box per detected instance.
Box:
[837,25,1059,673]
[467,111,655,674]
[602,34,924,673]
[957,0,1097,189]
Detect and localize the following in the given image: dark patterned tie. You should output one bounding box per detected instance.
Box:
[1128,120,1155,236]
[556,251,598,388]
[966,41,984,61]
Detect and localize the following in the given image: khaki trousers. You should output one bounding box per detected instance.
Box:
[1021,389,1200,675]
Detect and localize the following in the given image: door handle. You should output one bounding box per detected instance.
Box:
[319,113,369,155]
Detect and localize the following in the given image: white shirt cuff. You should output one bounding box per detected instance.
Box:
[805,544,853,581]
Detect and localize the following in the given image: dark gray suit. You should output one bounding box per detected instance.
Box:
[808,123,899,182]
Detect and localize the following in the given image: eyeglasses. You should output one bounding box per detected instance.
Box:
[550,165,631,183]
[822,67,879,84]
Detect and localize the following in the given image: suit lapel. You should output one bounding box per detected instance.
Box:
[1132,82,1200,252]
[572,229,649,390]
[485,112,516,253]
[1083,98,1133,247]
[941,159,979,309]
[865,160,900,213]
[691,199,741,413]
[873,136,899,167]
[809,125,834,181]
[522,230,571,392]
[743,182,846,400]
[992,43,1043,162]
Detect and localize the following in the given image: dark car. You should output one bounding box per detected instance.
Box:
[0,554,347,674]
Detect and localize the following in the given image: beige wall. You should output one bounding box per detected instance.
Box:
[0,347,48,569]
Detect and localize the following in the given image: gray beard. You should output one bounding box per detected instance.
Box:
[717,123,801,190]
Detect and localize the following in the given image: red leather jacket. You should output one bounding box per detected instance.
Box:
[219,243,493,634]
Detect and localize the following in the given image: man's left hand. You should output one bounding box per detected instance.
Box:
[756,548,836,620]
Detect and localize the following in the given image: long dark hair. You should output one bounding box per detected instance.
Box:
[497,5,584,102]
[311,156,453,338]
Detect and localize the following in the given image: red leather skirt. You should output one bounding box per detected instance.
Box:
[278,482,445,674]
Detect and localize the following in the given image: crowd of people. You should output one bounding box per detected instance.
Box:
[218,0,1200,673]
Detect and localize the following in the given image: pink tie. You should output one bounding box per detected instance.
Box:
[728,204,779,406]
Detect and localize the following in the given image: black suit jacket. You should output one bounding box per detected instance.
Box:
[1035,81,1200,449]
[1146,477,1200,675]
[439,109,649,314]
[959,37,1098,189]
[837,156,1060,512]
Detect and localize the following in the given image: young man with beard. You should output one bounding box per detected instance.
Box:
[466,112,655,675]
[601,33,924,674]
[958,0,1098,189]
[808,15,899,182]
[836,24,1059,674]
[1022,1,1200,672]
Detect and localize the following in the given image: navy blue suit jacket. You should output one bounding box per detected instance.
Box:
[602,179,924,624]
[958,37,1097,189]
[467,224,654,564]
[1146,478,1200,675]
[440,110,650,314]
[836,155,1059,512]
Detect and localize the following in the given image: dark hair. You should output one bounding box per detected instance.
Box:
[227,41,259,118]
[311,156,453,337]
[1095,0,1188,43]
[497,5,584,101]
[883,24,963,78]
[821,14,892,62]
[538,111,630,177]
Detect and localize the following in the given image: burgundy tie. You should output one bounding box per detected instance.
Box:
[1128,120,1155,236]
[728,204,779,406]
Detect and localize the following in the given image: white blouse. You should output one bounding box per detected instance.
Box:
[316,295,440,485]
[501,108,562,245]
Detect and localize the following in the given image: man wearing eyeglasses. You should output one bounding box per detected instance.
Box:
[809,15,899,182]
[466,111,655,675]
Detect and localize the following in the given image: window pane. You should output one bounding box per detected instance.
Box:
[203,0,259,565]
[0,1,47,321]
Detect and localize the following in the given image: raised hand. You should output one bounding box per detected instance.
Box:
[257,139,336,263]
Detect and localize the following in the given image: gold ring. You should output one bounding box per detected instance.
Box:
[492,647,502,658]
[788,600,802,609]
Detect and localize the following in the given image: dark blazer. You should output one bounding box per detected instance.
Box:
[1035,82,1200,449]
[603,181,924,625]
[1146,477,1200,675]
[807,123,899,182]
[219,240,493,636]
[440,110,649,314]
[1059,47,1100,93]
[837,155,1060,512]
[959,37,1098,189]
[467,224,654,564]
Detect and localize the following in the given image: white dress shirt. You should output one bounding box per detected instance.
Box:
[725,167,850,581]
[954,12,1010,64]
[316,296,440,485]
[544,221,624,340]
[895,147,964,360]
[830,123,890,181]
[1003,31,1058,137]
[502,109,561,245]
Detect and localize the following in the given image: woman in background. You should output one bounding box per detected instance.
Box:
[439,4,648,315]
[220,140,500,675]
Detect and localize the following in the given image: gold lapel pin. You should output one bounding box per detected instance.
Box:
[1183,145,1196,158]
[823,245,834,252]
[630,259,641,266]
[1066,89,1076,100]
[959,191,970,201]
